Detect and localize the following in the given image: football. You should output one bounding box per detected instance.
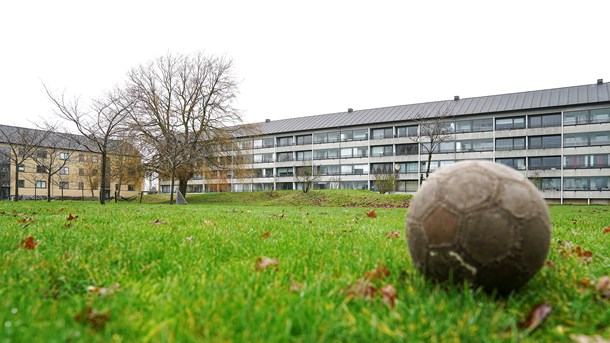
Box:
[406,160,551,294]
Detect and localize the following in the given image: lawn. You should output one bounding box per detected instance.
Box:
[0,191,609,342]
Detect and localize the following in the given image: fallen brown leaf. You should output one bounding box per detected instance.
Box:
[149,219,167,225]
[20,236,38,250]
[347,278,376,299]
[261,231,271,239]
[571,334,610,343]
[74,307,111,330]
[545,260,556,268]
[364,264,390,282]
[256,257,278,271]
[67,213,78,221]
[380,284,397,308]
[603,226,610,234]
[518,302,552,333]
[367,210,377,218]
[87,282,120,297]
[386,231,400,238]
[595,276,610,299]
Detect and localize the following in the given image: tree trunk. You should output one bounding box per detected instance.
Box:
[13,164,20,202]
[425,150,433,179]
[47,173,52,202]
[99,152,107,205]
[178,177,188,200]
[169,175,175,205]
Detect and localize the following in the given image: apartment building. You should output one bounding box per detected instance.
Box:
[159,80,610,204]
[0,125,143,200]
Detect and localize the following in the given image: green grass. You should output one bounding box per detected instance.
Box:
[0,194,609,342]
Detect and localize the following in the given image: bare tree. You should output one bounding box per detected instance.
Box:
[294,162,320,193]
[372,165,397,194]
[45,86,134,205]
[127,52,243,204]
[109,140,143,200]
[411,105,455,180]
[0,125,51,201]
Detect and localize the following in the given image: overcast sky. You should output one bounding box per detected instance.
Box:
[1,0,609,129]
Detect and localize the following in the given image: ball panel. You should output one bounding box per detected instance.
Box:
[459,208,517,265]
[498,180,540,219]
[406,224,428,272]
[422,206,459,246]
[407,178,439,221]
[518,215,552,275]
[440,168,498,212]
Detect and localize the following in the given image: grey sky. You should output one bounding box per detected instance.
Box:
[1,0,608,129]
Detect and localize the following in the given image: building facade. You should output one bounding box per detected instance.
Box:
[0,125,143,200]
[159,81,610,204]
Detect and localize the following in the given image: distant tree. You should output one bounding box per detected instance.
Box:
[294,163,320,193]
[126,52,243,203]
[0,125,51,201]
[109,140,143,199]
[373,165,397,194]
[45,86,134,205]
[411,105,455,180]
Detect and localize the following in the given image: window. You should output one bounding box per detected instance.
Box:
[456,139,493,152]
[340,146,367,159]
[340,165,353,175]
[36,165,47,173]
[59,167,69,175]
[371,128,393,140]
[276,152,293,162]
[370,145,393,157]
[371,163,393,174]
[314,131,340,144]
[91,156,98,163]
[496,158,526,170]
[253,153,273,163]
[421,160,455,173]
[420,141,455,154]
[564,108,610,125]
[495,116,525,130]
[18,148,25,156]
[60,152,69,160]
[353,164,369,175]
[276,167,293,177]
[253,138,274,148]
[340,129,368,142]
[397,162,419,173]
[396,144,418,155]
[295,151,312,161]
[564,154,610,169]
[564,133,589,147]
[59,182,69,189]
[528,135,561,149]
[564,177,610,191]
[18,180,25,188]
[36,180,46,189]
[528,113,561,128]
[276,136,293,147]
[455,118,493,133]
[78,182,84,190]
[78,154,85,162]
[397,180,419,192]
[591,108,610,124]
[318,165,340,176]
[296,135,312,145]
[537,178,561,191]
[36,150,47,158]
[495,137,525,151]
[18,164,25,172]
[79,168,85,176]
[396,125,418,137]
[528,156,561,170]
[313,149,340,160]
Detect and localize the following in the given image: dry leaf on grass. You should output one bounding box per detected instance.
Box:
[364,265,390,281]
[149,219,167,225]
[20,236,38,250]
[367,210,377,218]
[385,231,400,238]
[261,231,271,239]
[74,307,111,330]
[518,302,552,333]
[380,284,397,308]
[256,257,279,271]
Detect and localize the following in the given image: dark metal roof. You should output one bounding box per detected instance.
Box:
[0,124,97,152]
[250,82,610,136]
